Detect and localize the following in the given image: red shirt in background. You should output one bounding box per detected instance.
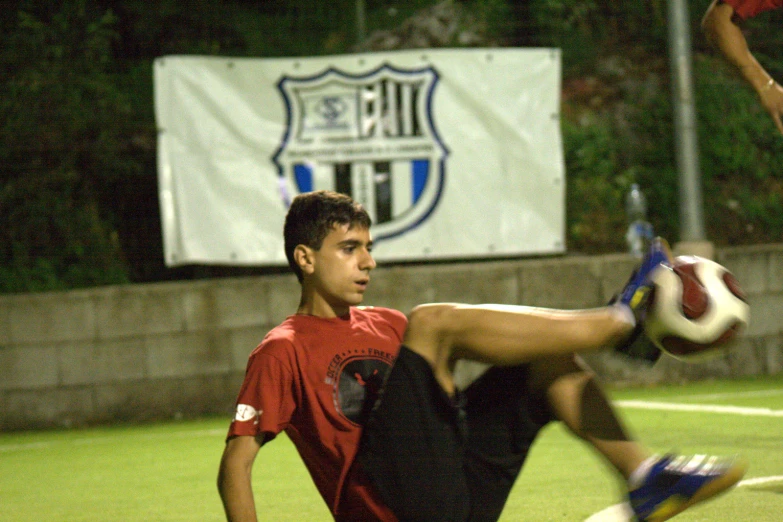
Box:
[722,0,783,19]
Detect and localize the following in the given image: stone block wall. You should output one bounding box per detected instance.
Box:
[1,244,781,430]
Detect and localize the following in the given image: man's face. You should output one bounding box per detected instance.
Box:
[305,223,376,316]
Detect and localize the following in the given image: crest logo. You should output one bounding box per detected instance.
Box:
[273,63,448,241]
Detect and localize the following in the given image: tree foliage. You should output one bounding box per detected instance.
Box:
[0,0,781,293]
[0,1,133,292]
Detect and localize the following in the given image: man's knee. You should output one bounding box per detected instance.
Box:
[403,303,461,381]
[405,303,459,342]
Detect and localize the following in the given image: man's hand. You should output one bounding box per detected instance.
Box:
[759,80,783,134]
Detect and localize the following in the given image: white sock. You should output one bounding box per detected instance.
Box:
[628,456,658,489]
[612,303,637,328]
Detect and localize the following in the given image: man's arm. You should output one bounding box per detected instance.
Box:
[217,434,265,522]
[702,0,783,133]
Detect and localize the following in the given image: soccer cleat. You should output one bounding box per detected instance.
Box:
[615,329,664,364]
[612,237,674,363]
[617,237,674,315]
[629,454,747,522]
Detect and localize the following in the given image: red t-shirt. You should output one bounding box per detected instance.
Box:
[227,306,408,521]
[722,0,783,19]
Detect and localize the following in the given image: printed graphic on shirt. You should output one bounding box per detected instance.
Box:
[326,349,395,425]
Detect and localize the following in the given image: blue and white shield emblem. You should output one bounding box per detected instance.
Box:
[272,63,448,241]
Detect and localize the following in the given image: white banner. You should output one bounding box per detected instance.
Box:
[154,49,564,266]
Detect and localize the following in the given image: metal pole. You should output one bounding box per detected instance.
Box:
[667,0,706,241]
[356,0,366,45]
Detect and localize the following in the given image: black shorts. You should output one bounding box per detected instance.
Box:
[358,346,553,522]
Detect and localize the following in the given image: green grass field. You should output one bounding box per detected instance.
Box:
[2,375,782,521]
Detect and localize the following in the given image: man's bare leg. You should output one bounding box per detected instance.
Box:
[529,353,649,479]
[403,303,635,394]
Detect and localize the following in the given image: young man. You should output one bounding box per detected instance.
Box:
[218,190,746,522]
[702,0,783,134]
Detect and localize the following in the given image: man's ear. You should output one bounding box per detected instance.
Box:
[293,244,315,277]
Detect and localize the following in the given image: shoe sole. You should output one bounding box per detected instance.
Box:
[645,458,748,522]
[658,238,674,263]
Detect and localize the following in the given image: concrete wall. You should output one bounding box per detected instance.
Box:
[1,244,781,431]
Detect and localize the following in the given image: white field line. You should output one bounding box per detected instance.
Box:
[664,388,783,401]
[585,476,783,522]
[740,475,783,487]
[614,400,783,417]
[615,400,783,417]
[0,428,225,453]
[0,441,53,453]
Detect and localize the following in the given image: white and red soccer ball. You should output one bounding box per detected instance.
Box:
[644,256,750,361]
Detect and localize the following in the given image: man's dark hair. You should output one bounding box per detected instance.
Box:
[284,190,372,283]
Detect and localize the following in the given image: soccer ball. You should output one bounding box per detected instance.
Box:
[644,256,750,361]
